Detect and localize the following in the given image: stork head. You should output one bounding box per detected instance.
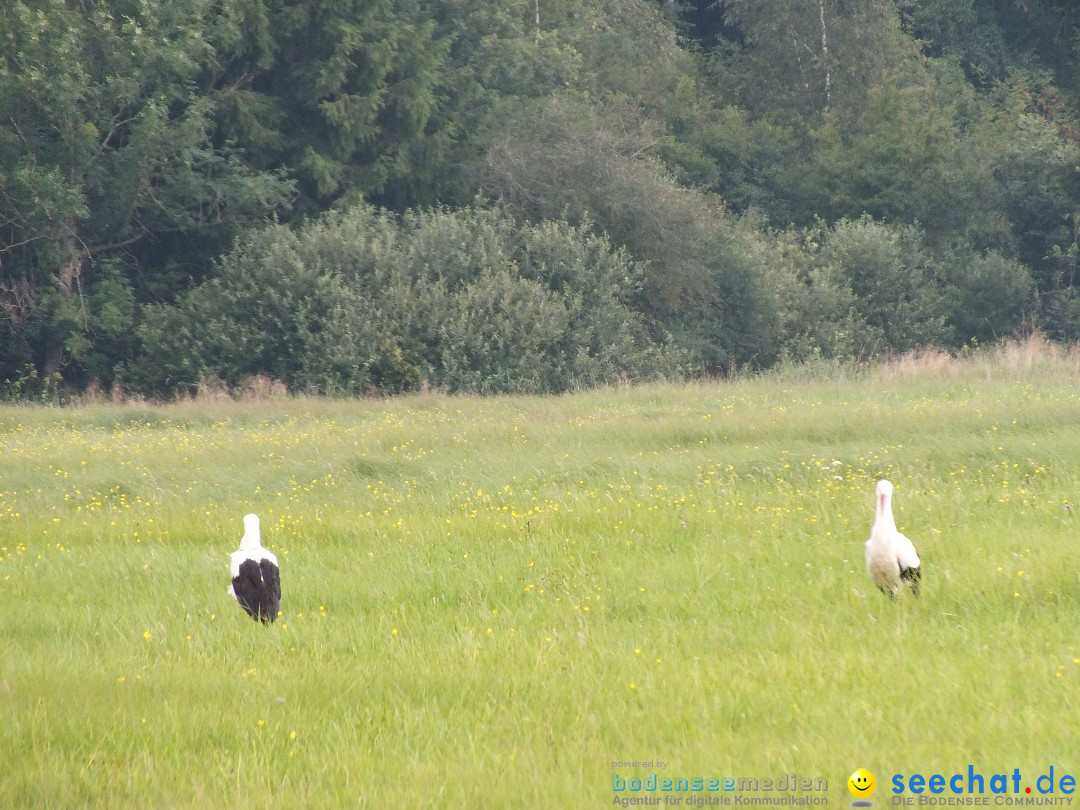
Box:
[876,479,893,517]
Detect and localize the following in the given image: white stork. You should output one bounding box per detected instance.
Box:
[865,479,921,598]
[228,513,281,623]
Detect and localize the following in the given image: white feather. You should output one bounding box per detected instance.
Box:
[229,513,277,579]
[865,479,921,597]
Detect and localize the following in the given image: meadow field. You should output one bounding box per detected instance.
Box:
[4,341,1080,807]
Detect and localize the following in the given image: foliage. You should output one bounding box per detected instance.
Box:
[0,0,293,391]
[237,0,456,212]
[481,94,783,372]
[137,204,678,395]
[942,250,1036,345]
[770,217,978,362]
[717,0,924,125]
[4,0,1080,396]
[814,216,950,354]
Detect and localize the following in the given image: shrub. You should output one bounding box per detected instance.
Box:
[943,250,1035,344]
[815,216,950,354]
[136,204,679,395]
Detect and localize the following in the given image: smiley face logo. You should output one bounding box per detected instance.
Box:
[848,768,876,799]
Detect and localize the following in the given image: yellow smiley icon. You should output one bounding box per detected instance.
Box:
[848,769,876,798]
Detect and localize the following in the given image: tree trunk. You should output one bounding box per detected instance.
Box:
[818,0,831,112]
[43,221,82,380]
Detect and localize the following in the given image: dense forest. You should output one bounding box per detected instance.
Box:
[2,0,1079,398]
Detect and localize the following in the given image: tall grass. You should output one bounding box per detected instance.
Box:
[3,342,1080,807]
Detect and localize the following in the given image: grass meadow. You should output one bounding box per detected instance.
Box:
[4,339,1080,807]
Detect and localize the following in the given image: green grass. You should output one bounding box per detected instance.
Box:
[4,356,1080,807]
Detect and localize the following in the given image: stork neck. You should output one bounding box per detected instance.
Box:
[877,493,896,527]
[240,514,261,549]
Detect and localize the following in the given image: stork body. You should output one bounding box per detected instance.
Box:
[865,480,921,598]
[228,513,281,623]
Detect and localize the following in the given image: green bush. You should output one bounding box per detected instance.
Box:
[816,216,950,354]
[943,250,1035,344]
[136,204,679,395]
[135,224,346,392]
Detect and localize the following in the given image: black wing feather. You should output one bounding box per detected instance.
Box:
[232,558,280,623]
[259,559,281,623]
[899,563,921,597]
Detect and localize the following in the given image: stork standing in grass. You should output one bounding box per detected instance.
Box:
[228,513,281,623]
[865,479,922,598]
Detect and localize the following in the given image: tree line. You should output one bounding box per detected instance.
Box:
[2,0,1078,398]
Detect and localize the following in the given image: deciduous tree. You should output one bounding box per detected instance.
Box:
[0,0,292,391]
